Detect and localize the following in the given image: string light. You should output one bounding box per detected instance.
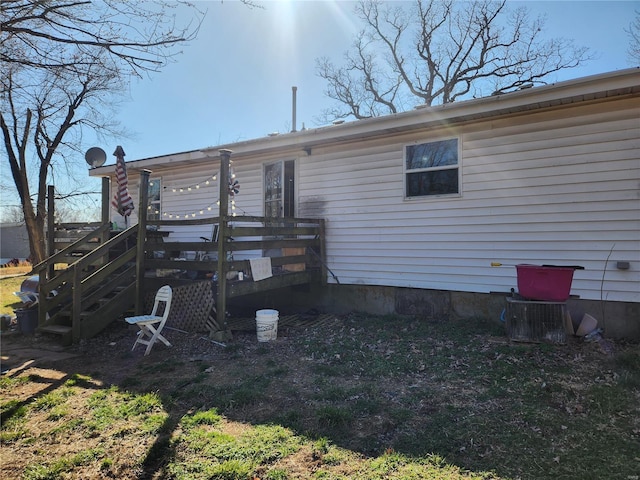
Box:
[160,197,242,219]
[168,174,218,193]
[163,161,233,193]
[158,168,241,219]
[161,199,243,219]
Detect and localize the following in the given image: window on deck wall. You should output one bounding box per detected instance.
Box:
[147,178,161,220]
[405,138,460,198]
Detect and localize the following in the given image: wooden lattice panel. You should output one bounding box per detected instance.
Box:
[147,280,215,333]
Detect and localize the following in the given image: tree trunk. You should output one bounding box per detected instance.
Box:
[23,203,46,264]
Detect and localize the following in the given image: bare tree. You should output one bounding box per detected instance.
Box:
[0,204,25,224]
[626,10,640,64]
[1,1,203,78]
[317,0,592,120]
[1,0,204,263]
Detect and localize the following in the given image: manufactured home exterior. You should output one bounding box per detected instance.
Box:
[91,68,640,339]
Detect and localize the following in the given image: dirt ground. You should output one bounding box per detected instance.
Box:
[1,313,638,479]
[2,315,369,479]
[1,313,322,385]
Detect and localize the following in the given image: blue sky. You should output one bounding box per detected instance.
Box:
[95,0,638,164]
[2,0,636,221]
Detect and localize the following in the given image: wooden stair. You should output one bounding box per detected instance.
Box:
[38,325,73,346]
[38,279,135,345]
[34,225,139,346]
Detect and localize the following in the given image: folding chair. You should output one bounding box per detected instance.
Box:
[125,285,173,356]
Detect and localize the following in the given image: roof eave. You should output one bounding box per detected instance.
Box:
[90,67,640,176]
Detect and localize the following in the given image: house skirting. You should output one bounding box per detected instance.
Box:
[226,284,639,341]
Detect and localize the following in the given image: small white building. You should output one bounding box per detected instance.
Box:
[0,222,30,262]
[91,68,640,339]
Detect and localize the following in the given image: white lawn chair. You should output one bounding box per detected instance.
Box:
[125,285,173,356]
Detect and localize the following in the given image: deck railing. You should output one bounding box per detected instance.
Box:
[144,214,326,339]
[29,162,326,342]
[28,213,325,342]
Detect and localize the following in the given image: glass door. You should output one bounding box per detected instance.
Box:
[264,160,295,218]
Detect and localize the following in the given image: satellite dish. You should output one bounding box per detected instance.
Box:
[85,147,107,168]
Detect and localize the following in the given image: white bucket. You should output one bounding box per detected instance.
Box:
[256,309,279,342]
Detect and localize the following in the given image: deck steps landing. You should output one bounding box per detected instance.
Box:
[38,325,73,346]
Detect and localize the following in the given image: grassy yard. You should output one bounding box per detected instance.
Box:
[1,275,639,479]
[0,274,30,315]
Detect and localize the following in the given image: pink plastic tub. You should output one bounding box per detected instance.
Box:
[516,264,577,302]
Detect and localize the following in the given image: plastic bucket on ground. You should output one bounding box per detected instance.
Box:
[15,308,38,335]
[256,309,279,342]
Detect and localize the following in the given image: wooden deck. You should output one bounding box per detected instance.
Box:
[142,214,326,338]
[31,157,326,344]
[32,214,326,343]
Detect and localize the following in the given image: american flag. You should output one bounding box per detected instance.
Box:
[111,146,134,218]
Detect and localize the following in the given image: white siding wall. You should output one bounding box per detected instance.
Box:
[106,95,639,304]
[299,99,640,303]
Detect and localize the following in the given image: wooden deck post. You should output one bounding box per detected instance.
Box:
[135,170,151,315]
[101,177,110,226]
[47,185,55,280]
[213,149,233,341]
[72,261,82,342]
[100,177,110,266]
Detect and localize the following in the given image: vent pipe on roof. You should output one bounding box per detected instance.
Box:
[291,86,297,133]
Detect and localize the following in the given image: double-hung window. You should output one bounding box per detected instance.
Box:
[405,138,460,198]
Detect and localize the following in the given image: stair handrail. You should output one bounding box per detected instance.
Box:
[31,223,112,279]
[36,224,139,334]
[71,226,138,272]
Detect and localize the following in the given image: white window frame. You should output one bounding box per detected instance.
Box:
[404,137,462,199]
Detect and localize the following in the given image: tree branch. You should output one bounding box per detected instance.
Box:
[317,0,592,118]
